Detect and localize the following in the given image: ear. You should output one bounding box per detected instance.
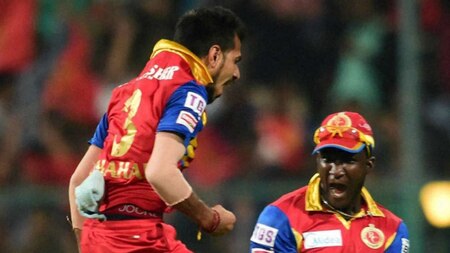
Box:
[206,45,222,69]
[366,156,375,174]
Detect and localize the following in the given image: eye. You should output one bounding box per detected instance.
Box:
[321,157,331,163]
[344,157,357,164]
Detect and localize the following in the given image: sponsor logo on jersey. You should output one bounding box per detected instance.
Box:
[401,238,409,253]
[185,92,206,115]
[117,204,160,218]
[176,111,198,133]
[303,229,343,249]
[251,223,278,247]
[137,65,180,81]
[360,224,385,249]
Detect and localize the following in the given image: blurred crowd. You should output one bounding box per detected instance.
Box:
[0,0,449,252]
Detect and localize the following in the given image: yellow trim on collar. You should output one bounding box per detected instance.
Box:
[150,39,213,85]
[305,173,323,211]
[305,173,385,217]
[361,187,385,217]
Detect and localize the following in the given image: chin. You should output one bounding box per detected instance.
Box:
[328,196,348,209]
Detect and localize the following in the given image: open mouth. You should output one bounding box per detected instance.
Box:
[329,183,347,198]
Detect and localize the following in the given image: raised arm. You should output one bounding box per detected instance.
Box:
[145,132,235,235]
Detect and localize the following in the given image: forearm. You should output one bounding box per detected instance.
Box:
[146,165,218,232]
[69,174,85,253]
[173,191,219,231]
[146,163,193,206]
[69,181,86,229]
[68,145,102,229]
[73,227,82,251]
[145,132,218,230]
[146,132,193,205]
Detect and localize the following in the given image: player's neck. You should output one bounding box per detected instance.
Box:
[321,197,359,220]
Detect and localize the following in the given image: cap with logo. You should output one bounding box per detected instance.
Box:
[313,111,375,154]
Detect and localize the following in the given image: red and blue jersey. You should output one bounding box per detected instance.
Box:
[88,39,213,213]
[250,174,409,252]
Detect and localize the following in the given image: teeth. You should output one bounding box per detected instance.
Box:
[330,186,346,196]
[331,188,342,193]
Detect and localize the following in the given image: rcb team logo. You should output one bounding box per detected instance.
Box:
[361,224,385,249]
[326,112,352,127]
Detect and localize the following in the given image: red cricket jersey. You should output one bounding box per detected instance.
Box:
[250,174,409,252]
[90,39,213,214]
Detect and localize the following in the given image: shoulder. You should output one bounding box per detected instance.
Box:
[175,81,208,96]
[272,186,308,211]
[371,202,408,243]
[375,203,404,224]
[168,81,208,108]
[256,187,308,229]
[251,205,296,250]
[377,204,410,252]
[141,50,201,87]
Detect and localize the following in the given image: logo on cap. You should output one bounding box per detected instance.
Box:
[313,111,374,154]
[326,112,352,128]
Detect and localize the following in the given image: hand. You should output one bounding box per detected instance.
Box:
[75,169,106,220]
[209,205,236,236]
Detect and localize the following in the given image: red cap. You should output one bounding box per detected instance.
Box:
[313,112,375,154]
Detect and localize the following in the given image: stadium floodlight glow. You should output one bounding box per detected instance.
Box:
[419,181,450,228]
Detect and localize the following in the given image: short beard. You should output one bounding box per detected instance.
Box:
[206,59,225,104]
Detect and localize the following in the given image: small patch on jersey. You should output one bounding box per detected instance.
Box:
[184,92,206,115]
[401,238,409,253]
[251,249,273,253]
[250,223,278,247]
[303,229,343,249]
[176,111,198,133]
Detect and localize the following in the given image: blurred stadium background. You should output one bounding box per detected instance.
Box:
[0,0,449,252]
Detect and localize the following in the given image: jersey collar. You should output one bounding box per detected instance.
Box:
[305,173,385,217]
[150,39,213,85]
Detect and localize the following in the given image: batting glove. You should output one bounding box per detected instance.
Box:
[75,169,106,220]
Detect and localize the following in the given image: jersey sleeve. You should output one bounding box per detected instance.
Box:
[88,113,108,148]
[385,221,409,253]
[157,81,208,147]
[250,205,298,253]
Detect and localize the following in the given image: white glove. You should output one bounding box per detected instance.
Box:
[75,169,106,220]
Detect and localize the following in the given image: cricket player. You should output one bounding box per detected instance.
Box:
[68,6,246,253]
[250,111,409,252]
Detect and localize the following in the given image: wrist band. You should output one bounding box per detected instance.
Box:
[204,209,221,233]
[196,209,221,241]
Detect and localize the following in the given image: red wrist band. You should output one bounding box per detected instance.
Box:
[204,209,221,233]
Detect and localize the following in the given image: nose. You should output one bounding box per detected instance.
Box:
[234,66,240,80]
[329,163,345,178]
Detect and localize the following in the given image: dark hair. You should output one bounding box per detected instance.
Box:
[173,6,246,57]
